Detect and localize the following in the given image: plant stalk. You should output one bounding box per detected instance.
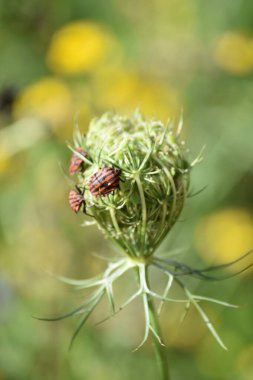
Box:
[145,267,171,380]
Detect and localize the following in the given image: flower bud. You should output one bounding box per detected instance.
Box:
[70,111,190,258]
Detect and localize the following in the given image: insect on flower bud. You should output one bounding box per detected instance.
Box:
[70,111,190,258]
[69,147,88,175]
[41,109,244,361]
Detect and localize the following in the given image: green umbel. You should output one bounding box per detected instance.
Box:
[72,111,190,258]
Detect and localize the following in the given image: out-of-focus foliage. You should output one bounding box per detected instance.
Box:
[0,0,253,379]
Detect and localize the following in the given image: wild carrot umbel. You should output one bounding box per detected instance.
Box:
[37,111,253,380]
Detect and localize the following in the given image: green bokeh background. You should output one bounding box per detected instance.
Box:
[0,1,253,379]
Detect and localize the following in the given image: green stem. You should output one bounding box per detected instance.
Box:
[109,207,122,236]
[154,157,177,226]
[135,174,147,254]
[92,208,128,255]
[145,267,171,380]
[109,207,135,257]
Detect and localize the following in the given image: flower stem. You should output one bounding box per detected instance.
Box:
[109,207,134,257]
[135,174,147,253]
[145,268,171,380]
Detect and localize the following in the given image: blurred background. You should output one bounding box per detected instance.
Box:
[0,0,253,379]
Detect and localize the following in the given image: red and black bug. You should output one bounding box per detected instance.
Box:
[69,147,88,175]
[89,165,121,197]
[68,187,86,213]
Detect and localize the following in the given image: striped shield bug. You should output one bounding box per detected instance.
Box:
[69,147,88,175]
[68,187,86,213]
[89,165,121,197]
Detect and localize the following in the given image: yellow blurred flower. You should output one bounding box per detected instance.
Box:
[47,21,121,74]
[93,68,180,120]
[13,77,73,130]
[195,208,253,272]
[214,32,253,74]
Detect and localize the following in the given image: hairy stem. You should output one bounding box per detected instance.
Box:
[145,267,171,380]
